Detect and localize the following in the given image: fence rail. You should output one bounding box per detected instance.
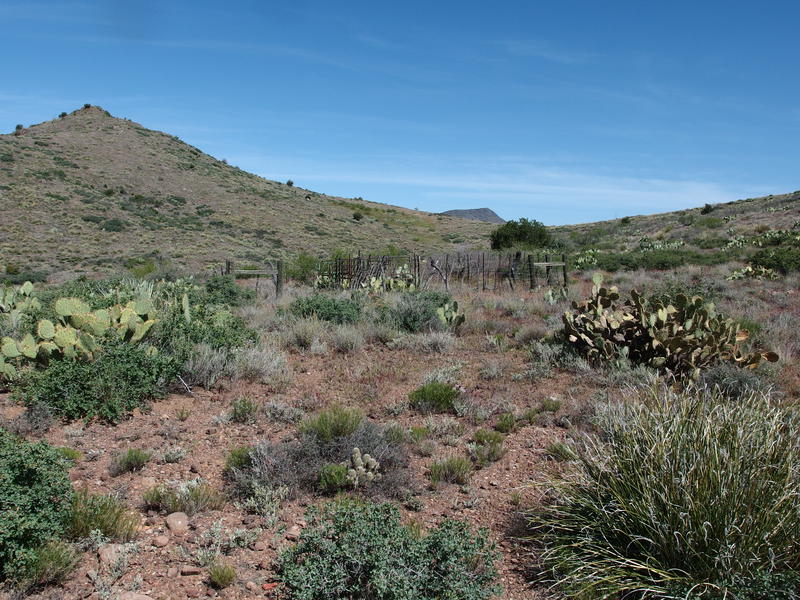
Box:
[317,252,568,291]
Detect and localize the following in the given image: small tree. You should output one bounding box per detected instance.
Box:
[489,218,551,250]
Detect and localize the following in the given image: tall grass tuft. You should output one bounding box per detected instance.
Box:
[527,386,800,599]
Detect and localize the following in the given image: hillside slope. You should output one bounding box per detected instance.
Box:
[439,208,505,224]
[0,106,493,278]
[552,190,800,255]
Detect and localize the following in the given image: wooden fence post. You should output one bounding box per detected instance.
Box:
[561,253,568,288]
[275,260,284,298]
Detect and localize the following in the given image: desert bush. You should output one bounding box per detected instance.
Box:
[204,274,255,307]
[698,361,773,401]
[527,387,800,598]
[751,246,800,274]
[142,481,225,516]
[67,489,139,541]
[330,324,365,353]
[385,291,450,333]
[19,540,77,590]
[263,400,304,423]
[289,293,361,324]
[494,412,516,433]
[286,251,319,284]
[409,382,459,414]
[279,317,327,351]
[276,500,500,600]
[229,396,258,424]
[388,331,454,354]
[224,445,252,474]
[110,448,150,476]
[317,463,350,495]
[2,401,54,436]
[229,419,410,501]
[429,455,472,485]
[0,430,73,580]
[231,344,292,386]
[181,343,230,388]
[18,340,177,422]
[300,406,364,442]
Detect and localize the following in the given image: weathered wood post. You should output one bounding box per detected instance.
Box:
[561,253,568,288]
[225,260,232,275]
[527,254,534,290]
[276,260,284,298]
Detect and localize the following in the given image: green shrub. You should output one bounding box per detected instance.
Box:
[494,412,516,433]
[100,218,127,232]
[751,246,800,274]
[110,448,150,476]
[409,382,459,414]
[277,500,500,599]
[18,340,177,422]
[67,488,138,541]
[204,274,255,307]
[490,218,552,250]
[0,430,73,580]
[20,540,77,590]
[527,388,800,598]
[299,406,364,443]
[318,463,349,495]
[229,396,258,424]
[223,445,252,474]
[429,456,472,485]
[286,252,320,284]
[290,294,361,324]
[386,291,450,333]
[469,430,505,467]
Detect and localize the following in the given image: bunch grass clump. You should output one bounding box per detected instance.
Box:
[409,382,459,414]
[299,405,364,443]
[527,386,800,599]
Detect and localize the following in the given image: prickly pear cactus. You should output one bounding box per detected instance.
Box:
[437,301,466,332]
[563,273,778,379]
[344,447,382,488]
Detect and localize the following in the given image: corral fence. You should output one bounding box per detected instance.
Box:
[222,259,284,297]
[317,252,568,292]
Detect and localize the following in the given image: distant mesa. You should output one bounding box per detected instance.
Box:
[440,208,505,224]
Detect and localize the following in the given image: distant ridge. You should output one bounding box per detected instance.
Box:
[439,208,505,224]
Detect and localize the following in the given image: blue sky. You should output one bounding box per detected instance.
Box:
[2,1,798,224]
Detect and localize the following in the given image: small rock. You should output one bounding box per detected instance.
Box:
[98,543,124,567]
[245,581,259,591]
[189,464,199,474]
[253,541,267,551]
[119,593,155,600]
[166,512,189,534]
[140,476,157,489]
[297,519,307,527]
[181,565,202,576]
[262,582,279,591]
[153,535,169,547]
[285,525,301,541]
[186,589,201,598]
[167,567,179,578]
[258,559,270,570]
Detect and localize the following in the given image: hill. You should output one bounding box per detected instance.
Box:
[439,208,505,224]
[0,106,493,279]
[551,190,800,269]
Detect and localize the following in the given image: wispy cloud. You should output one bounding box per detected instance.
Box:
[222,152,756,224]
[496,39,596,65]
